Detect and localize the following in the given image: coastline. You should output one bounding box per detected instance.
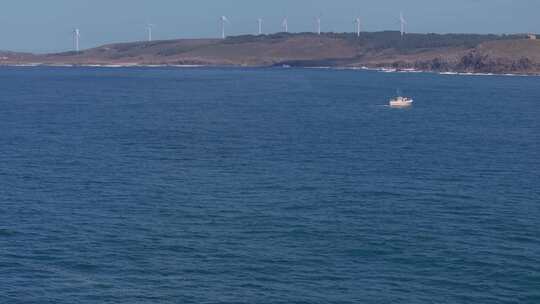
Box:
[2,32,540,76]
[2,62,539,77]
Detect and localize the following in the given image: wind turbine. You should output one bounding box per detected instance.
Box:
[73,28,81,52]
[316,15,321,35]
[399,12,407,38]
[257,18,263,35]
[282,17,288,33]
[220,16,229,39]
[146,24,155,42]
[354,17,362,37]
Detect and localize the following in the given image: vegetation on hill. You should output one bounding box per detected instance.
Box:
[408,51,537,73]
[226,32,526,52]
[2,32,539,74]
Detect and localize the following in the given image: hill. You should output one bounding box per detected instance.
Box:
[1,32,539,74]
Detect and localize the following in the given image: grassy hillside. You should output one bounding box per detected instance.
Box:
[1,32,539,73]
[227,32,521,51]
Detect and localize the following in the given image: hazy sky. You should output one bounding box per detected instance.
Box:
[1,0,538,52]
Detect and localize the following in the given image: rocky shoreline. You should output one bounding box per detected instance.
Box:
[3,63,539,78]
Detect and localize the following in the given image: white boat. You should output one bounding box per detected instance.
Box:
[389,96,413,108]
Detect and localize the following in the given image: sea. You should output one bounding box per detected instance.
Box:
[1,67,539,304]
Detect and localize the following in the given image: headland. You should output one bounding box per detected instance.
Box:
[2,32,540,75]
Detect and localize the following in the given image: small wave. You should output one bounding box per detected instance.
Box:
[0,228,17,237]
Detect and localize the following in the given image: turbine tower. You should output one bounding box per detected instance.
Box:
[355,17,361,37]
[73,28,81,52]
[316,15,321,35]
[221,16,229,39]
[399,12,407,38]
[146,24,154,42]
[257,18,263,35]
[282,17,288,33]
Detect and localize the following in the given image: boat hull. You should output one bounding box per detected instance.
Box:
[390,102,412,108]
[389,101,413,108]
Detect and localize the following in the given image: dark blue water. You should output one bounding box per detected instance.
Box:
[1,67,539,303]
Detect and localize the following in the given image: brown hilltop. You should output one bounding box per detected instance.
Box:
[2,32,540,74]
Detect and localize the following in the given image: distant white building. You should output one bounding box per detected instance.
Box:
[528,33,537,40]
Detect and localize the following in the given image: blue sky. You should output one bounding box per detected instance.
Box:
[1,0,538,52]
